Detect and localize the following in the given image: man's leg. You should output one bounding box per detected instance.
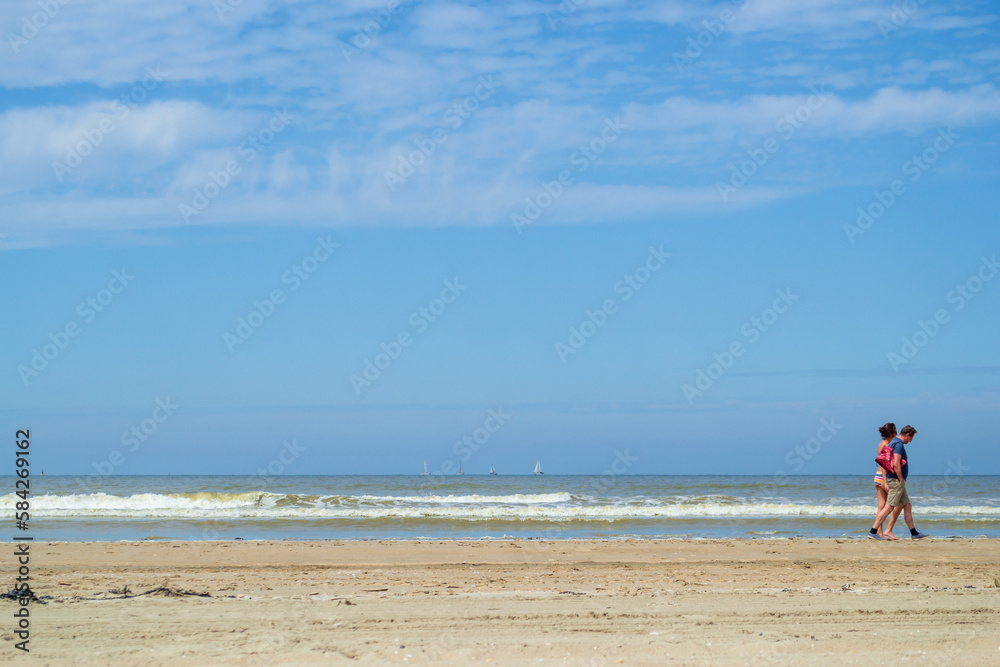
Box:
[887,504,903,530]
[879,479,905,529]
[885,505,903,537]
[902,503,915,530]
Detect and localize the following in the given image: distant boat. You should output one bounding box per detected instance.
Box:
[421,461,429,475]
[533,460,544,475]
[457,461,464,475]
[489,464,497,475]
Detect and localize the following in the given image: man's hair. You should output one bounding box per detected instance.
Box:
[900,425,917,437]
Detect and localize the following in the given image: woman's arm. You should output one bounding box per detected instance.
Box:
[876,441,888,489]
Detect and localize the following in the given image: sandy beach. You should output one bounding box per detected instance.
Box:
[5,538,998,665]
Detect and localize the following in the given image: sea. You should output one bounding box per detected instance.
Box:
[4,475,998,542]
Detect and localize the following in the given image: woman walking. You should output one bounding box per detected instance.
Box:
[872,423,898,539]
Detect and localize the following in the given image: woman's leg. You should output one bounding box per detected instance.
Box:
[872,501,894,532]
[875,486,887,537]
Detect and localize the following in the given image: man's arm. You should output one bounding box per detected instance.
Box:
[894,453,904,483]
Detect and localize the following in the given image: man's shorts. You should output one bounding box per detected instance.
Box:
[887,478,910,507]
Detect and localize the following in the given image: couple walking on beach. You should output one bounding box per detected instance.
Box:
[869,423,929,540]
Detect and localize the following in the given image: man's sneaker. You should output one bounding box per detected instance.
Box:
[911,532,929,540]
[867,532,883,540]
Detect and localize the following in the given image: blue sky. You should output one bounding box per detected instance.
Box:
[1,0,998,476]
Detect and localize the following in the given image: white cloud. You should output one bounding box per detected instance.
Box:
[1,0,999,245]
[268,149,310,190]
[0,100,257,191]
[834,85,1000,132]
[625,85,1000,141]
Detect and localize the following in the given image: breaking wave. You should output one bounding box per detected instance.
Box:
[4,491,997,522]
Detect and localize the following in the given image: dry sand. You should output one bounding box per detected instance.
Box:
[5,539,999,665]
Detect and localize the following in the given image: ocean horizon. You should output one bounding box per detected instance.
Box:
[5,474,998,542]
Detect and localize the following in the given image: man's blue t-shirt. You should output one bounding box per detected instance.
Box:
[889,437,908,480]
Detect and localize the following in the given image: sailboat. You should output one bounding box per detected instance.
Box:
[533,460,544,475]
[421,461,429,475]
[457,461,464,475]
[489,464,497,475]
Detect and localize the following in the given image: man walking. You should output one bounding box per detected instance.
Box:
[869,425,929,540]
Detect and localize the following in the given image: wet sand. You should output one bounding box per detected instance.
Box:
[7,539,1000,665]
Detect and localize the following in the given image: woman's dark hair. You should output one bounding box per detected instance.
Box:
[878,423,897,439]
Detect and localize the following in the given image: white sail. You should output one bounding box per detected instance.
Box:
[534,460,543,475]
[457,461,464,475]
[489,465,497,475]
[421,461,429,475]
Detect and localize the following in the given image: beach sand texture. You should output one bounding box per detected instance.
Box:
[6,539,999,665]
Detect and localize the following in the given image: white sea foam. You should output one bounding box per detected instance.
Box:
[349,493,575,504]
[1,492,264,512]
[2,492,997,521]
